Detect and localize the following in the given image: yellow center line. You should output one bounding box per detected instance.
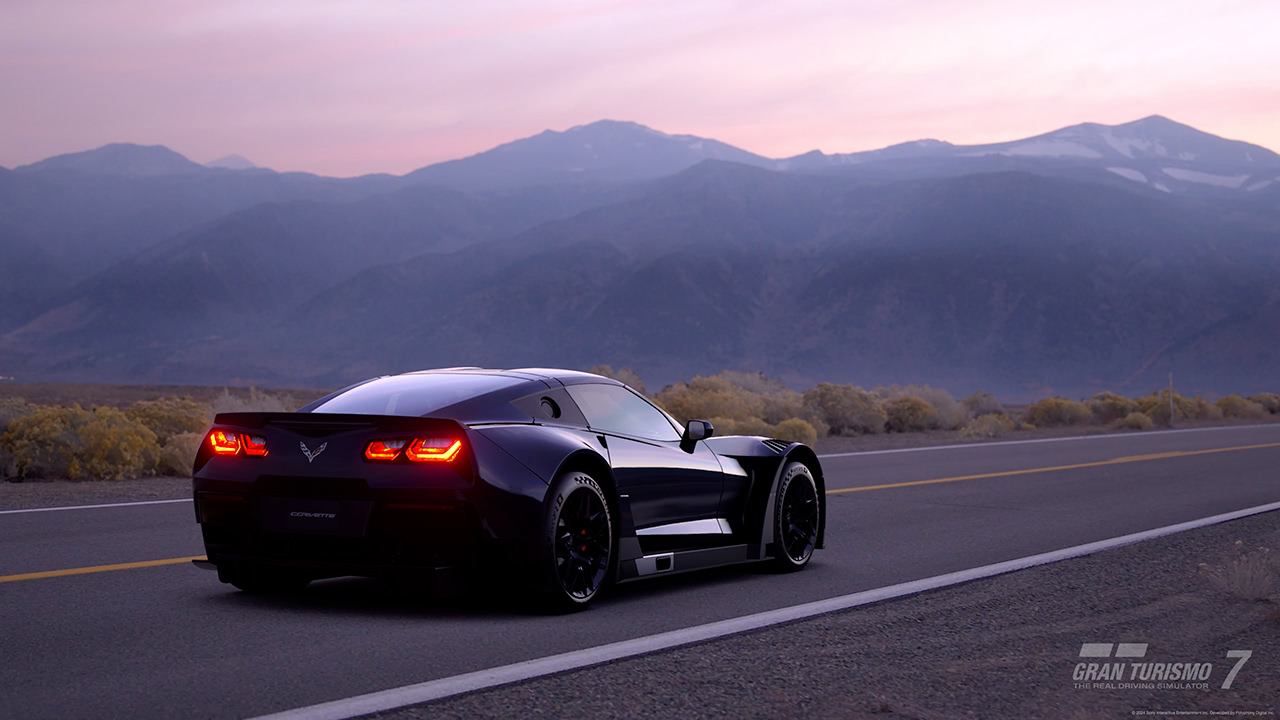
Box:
[0,556,206,584]
[826,441,1280,495]
[5,441,1280,584]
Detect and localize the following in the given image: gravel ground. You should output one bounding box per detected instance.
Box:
[0,476,191,511]
[380,511,1280,720]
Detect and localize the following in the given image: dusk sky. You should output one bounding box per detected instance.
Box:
[3,0,1278,177]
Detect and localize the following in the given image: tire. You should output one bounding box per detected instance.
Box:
[772,461,820,571]
[218,562,311,595]
[534,471,615,612]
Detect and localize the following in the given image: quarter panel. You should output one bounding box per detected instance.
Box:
[471,424,607,484]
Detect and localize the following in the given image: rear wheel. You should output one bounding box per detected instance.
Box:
[535,471,614,612]
[772,462,820,571]
[218,562,311,595]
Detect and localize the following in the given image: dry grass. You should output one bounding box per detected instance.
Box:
[1199,541,1279,601]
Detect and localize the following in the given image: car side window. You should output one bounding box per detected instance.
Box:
[566,384,681,442]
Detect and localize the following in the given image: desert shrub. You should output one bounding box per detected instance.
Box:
[719,372,808,425]
[75,407,161,480]
[707,416,775,438]
[0,397,38,431]
[1113,412,1154,431]
[802,383,886,435]
[0,399,39,477]
[1188,396,1222,420]
[1,405,85,479]
[588,365,648,396]
[1248,393,1280,414]
[963,391,1004,418]
[656,376,764,423]
[1137,390,1220,426]
[884,396,938,433]
[1217,394,1267,419]
[960,414,1016,438]
[1199,541,1278,601]
[772,418,818,446]
[156,431,204,477]
[0,404,160,480]
[876,384,965,430]
[209,387,296,415]
[1087,392,1139,424]
[1021,397,1090,427]
[125,397,211,442]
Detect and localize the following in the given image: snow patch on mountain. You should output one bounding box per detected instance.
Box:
[1161,168,1249,188]
[983,140,1103,159]
[1106,167,1147,183]
[1101,132,1169,159]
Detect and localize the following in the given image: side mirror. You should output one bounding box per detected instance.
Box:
[683,419,714,443]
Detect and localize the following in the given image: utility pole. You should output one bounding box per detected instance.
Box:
[1169,372,1175,428]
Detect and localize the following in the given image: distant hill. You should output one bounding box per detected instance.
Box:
[205,154,258,170]
[16,143,210,176]
[221,164,1278,395]
[2,117,1278,395]
[405,119,774,190]
[782,116,1280,198]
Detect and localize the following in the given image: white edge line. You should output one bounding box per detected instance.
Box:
[816,423,1279,459]
[249,499,1280,720]
[0,498,192,515]
[6,424,1275,515]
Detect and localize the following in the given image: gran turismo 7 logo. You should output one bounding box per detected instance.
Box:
[1073,642,1252,690]
[300,441,327,463]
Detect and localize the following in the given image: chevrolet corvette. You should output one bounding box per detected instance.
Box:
[192,367,825,610]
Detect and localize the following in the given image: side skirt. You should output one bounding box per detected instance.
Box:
[616,544,756,583]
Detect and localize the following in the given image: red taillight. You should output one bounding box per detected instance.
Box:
[208,430,240,455]
[405,438,463,463]
[243,434,269,457]
[365,439,406,461]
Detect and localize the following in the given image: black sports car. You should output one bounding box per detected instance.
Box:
[192,367,825,609]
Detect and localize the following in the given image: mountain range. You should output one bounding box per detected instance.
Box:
[2,116,1278,397]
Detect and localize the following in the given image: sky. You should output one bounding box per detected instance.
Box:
[2,0,1278,177]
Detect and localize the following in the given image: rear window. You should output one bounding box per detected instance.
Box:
[308,374,524,416]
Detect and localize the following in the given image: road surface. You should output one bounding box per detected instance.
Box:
[2,425,1278,719]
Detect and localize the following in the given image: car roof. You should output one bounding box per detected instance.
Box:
[402,367,620,385]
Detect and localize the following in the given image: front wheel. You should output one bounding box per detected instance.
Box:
[535,471,614,612]
[772,462,820,571]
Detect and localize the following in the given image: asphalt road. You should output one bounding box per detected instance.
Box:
[2,426,1279,720]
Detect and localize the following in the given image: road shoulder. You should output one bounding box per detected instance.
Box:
[387,511,1280,720]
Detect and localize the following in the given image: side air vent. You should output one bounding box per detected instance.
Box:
[762,438,790,454]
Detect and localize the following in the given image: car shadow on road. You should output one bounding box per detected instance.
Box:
[195,560,802,620]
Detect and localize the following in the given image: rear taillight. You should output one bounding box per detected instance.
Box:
[243,434,269,457]
[366,437,462,462]
[365,439,406,461]
[208,430,240,455]
[207,429,268,457]
[405,438,463,463]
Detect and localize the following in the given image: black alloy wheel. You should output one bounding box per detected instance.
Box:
[554,485,612,600]
[774,462,819,570]
[538,471,614,611]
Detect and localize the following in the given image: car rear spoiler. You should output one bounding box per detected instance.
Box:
[211,413,467,434]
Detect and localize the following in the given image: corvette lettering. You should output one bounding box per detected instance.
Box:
[290,511,337,519]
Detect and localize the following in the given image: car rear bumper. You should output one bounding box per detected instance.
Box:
[193,479,538,577]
